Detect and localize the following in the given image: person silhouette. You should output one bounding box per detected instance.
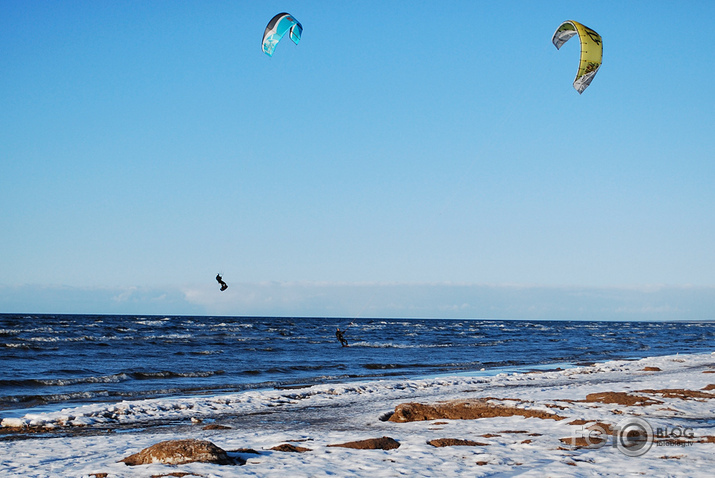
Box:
[216,274,228,291]
[336,327,348,347]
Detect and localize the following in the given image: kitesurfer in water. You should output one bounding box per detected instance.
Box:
[216,274,228,291]
[336,327,348,347]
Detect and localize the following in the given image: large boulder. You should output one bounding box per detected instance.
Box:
[120,439,235,466]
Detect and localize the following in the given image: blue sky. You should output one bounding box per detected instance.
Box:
[1,1,713,320]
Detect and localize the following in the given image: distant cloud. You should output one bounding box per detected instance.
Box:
[0,284,203,316]
[181,281,715,321]
[2,282,714,321]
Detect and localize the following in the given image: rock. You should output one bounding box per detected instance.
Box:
[642,367,662,372]
[230,448,260,454]
[120,439,235,466]
[637,388,714,400]
[584,392,661,406]
[567,419,589,426]
[559,436,606,448]
[149,473,196,478]
[388,399,564,422]
[427,438,488,447]
[270,443,311,452]
[202,424,232,430]
[328,436,400,450]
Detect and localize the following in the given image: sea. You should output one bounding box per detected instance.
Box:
[1,314,713,420]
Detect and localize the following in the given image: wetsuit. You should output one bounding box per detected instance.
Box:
[336,329,348,347]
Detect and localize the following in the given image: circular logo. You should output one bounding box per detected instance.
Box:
[615,417,654,456]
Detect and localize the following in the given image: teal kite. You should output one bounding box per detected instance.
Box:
[262,13,303,57]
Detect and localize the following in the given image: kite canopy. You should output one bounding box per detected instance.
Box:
[262,12,303,57]
[552,20,603,94]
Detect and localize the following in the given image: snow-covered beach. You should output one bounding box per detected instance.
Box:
[2,352,714,477]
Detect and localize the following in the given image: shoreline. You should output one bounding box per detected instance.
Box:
[0,359,581,423]
[1,352,714,476]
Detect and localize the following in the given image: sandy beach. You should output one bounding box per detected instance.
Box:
[2,352,714,477]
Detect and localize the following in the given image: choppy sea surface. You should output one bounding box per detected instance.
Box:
[1,315,713,417]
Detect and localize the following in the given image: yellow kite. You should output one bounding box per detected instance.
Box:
[552,20,603,94]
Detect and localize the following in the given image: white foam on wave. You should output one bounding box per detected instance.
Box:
[3,352,713,431]
[36,373,130,386]
[350,341,452,349]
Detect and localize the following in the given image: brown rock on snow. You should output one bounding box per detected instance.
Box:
[567,419,589,426]
[120,439,234,466]
[560,435,607,448]
[584,392,661,406]
[388,399,564,422]
[270,443,312,452]
[428,438,488,447]
[638,388,715,400]
[150,473,199,478]
[328,436,400,450]
[584,388,715,406]
[230,447,260,454]
[202,424,232,430]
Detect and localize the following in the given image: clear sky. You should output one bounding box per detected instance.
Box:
[1,1,713,320]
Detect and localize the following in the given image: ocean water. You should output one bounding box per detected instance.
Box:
[1,314,713,417]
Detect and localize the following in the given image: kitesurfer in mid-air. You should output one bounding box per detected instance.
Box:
[216,274,228,291]
[336,327,348,347]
